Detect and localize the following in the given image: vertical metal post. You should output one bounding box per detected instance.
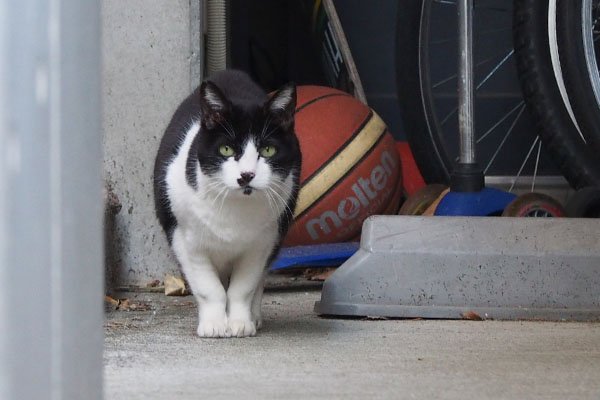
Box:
[0,1,103,399]
[457,0,475,165]
[451,0,484,192]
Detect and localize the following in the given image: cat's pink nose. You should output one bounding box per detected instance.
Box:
[237,172,255,186]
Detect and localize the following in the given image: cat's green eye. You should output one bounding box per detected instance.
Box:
[219,145,235,157]
[259,145,277,158]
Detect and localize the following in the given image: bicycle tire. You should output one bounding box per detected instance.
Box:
[555,0,600,154]
[396,0,450,184]
[565,186,600,217]
[513,0,600,189]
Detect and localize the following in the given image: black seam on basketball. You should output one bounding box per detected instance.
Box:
[295,128,389,221]
[294,93,352,114]
[300,110,374,187]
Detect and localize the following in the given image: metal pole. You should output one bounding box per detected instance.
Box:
[458,0,475,164]
[451,0,484,192]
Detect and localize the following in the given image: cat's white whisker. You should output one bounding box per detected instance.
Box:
[260,116,272,139]
[204,182,225,204]
[215,188,229,218]
[262,125,279,141]
[268,177,294,198]
[266,186,293,221]
[223,119,236,135]
[212,186,229,209]
[217,120,235,139]
[262,189,279,221]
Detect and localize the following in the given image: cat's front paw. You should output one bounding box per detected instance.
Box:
[197,319,231,338]
[228,319,257,337]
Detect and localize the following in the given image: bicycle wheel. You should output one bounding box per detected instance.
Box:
[555,0,600,154]
[396,0,560,190]
[513,0,600,189]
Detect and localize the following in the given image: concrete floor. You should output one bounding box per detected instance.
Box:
[104,277,600,400]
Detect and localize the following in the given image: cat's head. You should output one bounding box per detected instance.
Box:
[195,80,301,199]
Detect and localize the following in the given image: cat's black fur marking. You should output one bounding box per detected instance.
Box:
[153,70,301,245]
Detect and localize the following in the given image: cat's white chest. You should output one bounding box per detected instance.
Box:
[164,121,283,256]
[180,192,277,250]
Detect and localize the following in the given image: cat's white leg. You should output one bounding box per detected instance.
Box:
[227,246,271,337]
[172,230,230,338]
[251,275,265,330]
[190,267,230,338]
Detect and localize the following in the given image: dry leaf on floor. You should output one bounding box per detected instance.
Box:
[118,298,132,310]
[461,311,483,321]
[303,267,337,281]
[105,295,119,309]
[164,274,189,296]
[105,295,151,311]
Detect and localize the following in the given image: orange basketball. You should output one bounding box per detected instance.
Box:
[284,86,403,246]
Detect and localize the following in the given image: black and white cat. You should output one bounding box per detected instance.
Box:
[153,70,301,337]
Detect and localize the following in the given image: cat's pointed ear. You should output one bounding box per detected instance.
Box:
[266,83,296,130]
[199,80,231,129]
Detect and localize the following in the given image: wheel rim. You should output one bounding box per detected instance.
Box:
[548,0,586,141]
[582,0,600,115]
[417,0,560,192]
[522,207,559,217]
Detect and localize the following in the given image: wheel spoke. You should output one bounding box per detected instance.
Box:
[476,49,514,90]
[441,106,458,126]
[531,139,542,192]
[442,50,515,127]
[484,104,526,174]
[508,134,540,193]
[476,101,524,144]
[433,50,513,89]
[455,101,525,163]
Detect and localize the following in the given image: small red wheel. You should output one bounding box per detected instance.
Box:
[502,192,565,217]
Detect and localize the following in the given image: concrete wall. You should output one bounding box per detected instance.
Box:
[103,0,202,287]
